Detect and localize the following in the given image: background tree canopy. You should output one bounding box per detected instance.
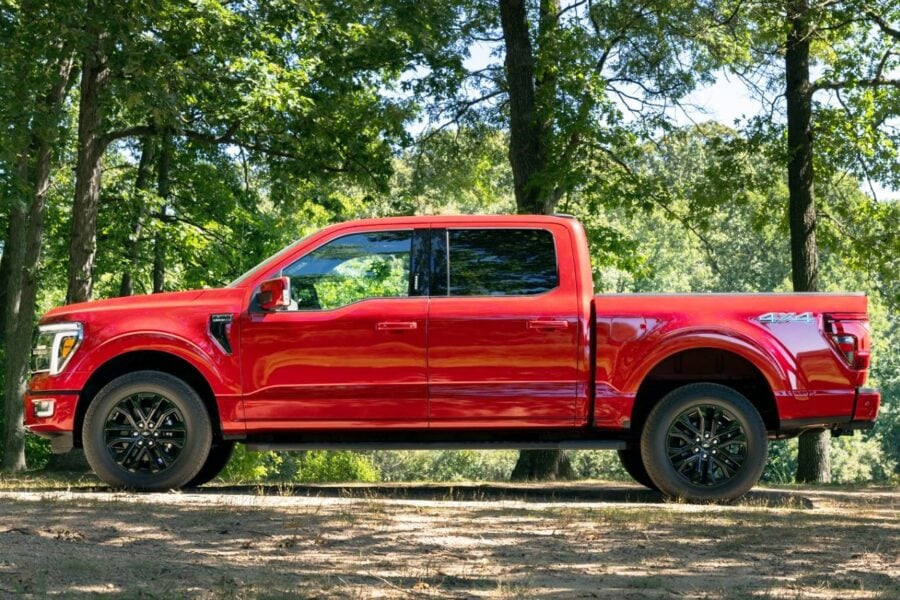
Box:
[0,0,897,484]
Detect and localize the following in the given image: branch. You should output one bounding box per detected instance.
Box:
[813,76,900,92]
[864,7,900,41]
[593,144,724,277]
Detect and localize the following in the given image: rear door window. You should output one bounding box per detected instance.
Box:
[433,228,558,296]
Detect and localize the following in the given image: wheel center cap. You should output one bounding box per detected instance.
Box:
[142,430,150,437]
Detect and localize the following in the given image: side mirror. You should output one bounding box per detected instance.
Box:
[257,276,290,311]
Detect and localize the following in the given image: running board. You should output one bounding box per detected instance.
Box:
[245,440,626,452]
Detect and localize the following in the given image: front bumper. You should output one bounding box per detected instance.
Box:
[24,386,80,453]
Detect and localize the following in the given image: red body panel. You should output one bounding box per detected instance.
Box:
[592,294,871,429]
[427,221,582,428]
[24,215,878,442]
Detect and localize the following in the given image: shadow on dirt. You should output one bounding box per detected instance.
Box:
[200,482,816,508]
[8,480,814,508]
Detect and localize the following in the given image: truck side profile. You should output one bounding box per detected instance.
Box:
[25,215,880,500]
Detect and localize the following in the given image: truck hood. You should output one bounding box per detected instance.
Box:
[41,288,246,324]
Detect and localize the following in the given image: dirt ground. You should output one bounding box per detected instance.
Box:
[0,481,896,599]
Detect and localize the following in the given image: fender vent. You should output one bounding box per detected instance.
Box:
[209,314,233,355]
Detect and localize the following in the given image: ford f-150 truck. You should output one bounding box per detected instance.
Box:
[25,215,880,500]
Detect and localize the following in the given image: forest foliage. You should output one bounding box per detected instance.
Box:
[0,0,897,484]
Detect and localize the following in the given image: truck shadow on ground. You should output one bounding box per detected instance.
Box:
[192,482,816,509]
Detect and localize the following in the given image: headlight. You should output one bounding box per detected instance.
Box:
[31,322,83,375]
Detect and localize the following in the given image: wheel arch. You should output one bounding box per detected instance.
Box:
[74,350,222,448]
[630,344,782,435]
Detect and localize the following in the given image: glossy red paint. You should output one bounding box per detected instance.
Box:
[427,221,582,428]
[24,215,879,446]
[592,293,872,428]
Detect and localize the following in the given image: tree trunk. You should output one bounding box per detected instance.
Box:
[152,134,172,293]
[510,447,574,481]
[2,158,31,472]
[785,0,830,483]
[0,220,12,345]
[500,0,572,481]
[500,0,546,214]
[66,21,109,305]
[2,55,74,471]
[119,136,157,296]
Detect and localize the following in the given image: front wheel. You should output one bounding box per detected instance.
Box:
[641,383,767,502]
[82,371,213,491]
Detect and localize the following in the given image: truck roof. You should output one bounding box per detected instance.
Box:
[330,214,579,227]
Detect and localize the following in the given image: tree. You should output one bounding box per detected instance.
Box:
[721,0,900,482]
[0,1,76,470]
[488,0,732,479]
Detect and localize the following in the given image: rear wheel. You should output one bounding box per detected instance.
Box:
[82,371,212,491]
[641,383,767,502]
[185,441,235,487]
[617,446,657,490]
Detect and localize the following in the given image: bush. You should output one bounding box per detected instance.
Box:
[373,450,518,481]
[221,447,379,483]
[569,450,630,480]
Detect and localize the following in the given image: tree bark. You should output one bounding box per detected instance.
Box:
[786,0,830,483]
[500,0,547,215]
[0,220,12,345]
[66,18,109,305]
[152,134,173,293]
[3,54,74,471]
[119,136,157,296]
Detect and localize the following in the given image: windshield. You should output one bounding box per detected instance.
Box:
[227,233,315,287]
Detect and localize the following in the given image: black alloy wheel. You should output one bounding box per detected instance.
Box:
[665,404,747,487]
[83,371,212,491]
[103,392,187,474]
[641,383,767,502]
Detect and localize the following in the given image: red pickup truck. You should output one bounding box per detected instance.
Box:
[26,215,880,500]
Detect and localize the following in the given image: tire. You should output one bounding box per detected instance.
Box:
[82,371,213,491]
[640,383,767,502]
[185,441,235,487]
[617,446,658,490]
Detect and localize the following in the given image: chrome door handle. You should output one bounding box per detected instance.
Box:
[527,320,569,330]
[376,321,418,331]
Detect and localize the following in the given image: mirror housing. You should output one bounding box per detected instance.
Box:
[257,276,290,311]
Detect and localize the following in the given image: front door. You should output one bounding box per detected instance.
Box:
[426,226,580,427]
[240,229,429,429]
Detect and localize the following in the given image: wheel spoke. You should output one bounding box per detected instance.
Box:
[674,415,701,438]
[144,396,165,425]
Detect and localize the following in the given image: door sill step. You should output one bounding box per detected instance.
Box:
[245,440,625,452]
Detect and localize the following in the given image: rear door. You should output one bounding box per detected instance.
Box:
[426,225,580,427]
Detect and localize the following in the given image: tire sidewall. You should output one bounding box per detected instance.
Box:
[83,371,212,491]
[641,383,768,502]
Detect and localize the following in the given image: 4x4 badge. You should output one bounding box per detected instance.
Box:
[757,312,813,323]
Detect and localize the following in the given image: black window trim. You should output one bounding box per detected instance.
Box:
[429,226,561,299]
